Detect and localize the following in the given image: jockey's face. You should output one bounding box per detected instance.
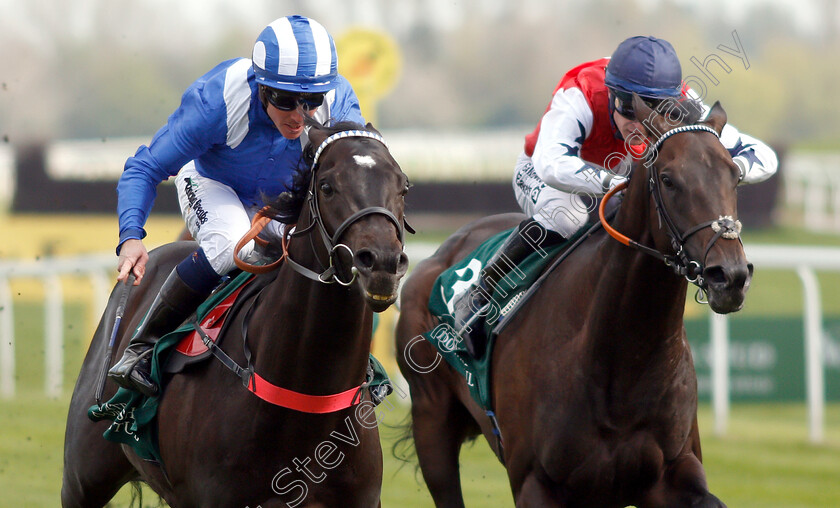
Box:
[266,103,318,140]
[613,109,648,141]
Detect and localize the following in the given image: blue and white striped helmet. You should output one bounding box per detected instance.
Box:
[252,16,338,93]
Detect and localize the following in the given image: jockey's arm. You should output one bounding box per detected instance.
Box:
[116,86,223,280]
[689,89,778,185]
[719,124,778,185]
[532,87,626,197]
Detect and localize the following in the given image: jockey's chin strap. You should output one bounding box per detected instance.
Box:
[235,130,414,285]
[598,124,743,304]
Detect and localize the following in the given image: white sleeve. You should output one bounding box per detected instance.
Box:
[691,89,778,185]
[532,87,620,196]
[720,125,778,185]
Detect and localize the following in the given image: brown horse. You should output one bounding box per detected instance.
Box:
[62,122,410,507]
[395,97,750,507]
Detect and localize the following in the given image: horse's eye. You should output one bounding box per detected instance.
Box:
[661,174,674,188]
[401,182,410,197]
[319,181,334,196]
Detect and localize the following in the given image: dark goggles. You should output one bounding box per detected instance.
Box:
[264,87,325,111]
[610,90,661,120]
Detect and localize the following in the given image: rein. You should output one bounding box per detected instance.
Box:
[598,124,743,302]
[236,129,413,284]
[217,128,408,412]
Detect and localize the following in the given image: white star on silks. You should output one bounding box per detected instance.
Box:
[728,137,762,170]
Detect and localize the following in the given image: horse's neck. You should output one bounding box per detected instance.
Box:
[247,237,372,395]
[587,175,689,379]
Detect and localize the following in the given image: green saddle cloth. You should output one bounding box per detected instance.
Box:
[423,226,584,409]
[88,271,392,463]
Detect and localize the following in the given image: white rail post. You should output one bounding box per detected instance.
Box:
[710,311,729,437]
[44,273,63,397]
[797,266,824,443]
[0,277,14,398]
[804,178,828,231]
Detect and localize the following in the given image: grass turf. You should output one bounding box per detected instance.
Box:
[4,215,840,505]
[2,392,839,507]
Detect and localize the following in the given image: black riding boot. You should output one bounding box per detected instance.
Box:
[452,218,564,357]
[108,268,211,397]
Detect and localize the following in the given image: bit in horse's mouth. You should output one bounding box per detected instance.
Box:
[366,291,395,302]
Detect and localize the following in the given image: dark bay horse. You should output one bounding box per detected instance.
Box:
[62,122,410,507]
[395,97,750,507]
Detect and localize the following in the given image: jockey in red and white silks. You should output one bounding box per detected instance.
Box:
[453,35,778,346]
[513,48,777,238]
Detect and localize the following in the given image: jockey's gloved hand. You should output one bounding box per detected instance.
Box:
[601,173,628,195]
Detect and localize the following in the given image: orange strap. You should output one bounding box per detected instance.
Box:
[234,207,287,274]
[598,180,631,246]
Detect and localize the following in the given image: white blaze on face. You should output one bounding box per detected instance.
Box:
[353,155,376,168]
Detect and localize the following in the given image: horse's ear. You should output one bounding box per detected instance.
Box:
[632,93,670,136]
[365,122,381,136]
[306,118,329,150]
[702,101,728,135]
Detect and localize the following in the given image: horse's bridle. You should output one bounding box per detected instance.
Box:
[599,124,743,302]
[285,129,414,285]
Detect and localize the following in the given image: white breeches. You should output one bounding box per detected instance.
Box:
[512,152,592,238]
[175,163,285,275]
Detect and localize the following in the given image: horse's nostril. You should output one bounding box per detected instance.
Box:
[704,264,751,289]
[354,249,376,271]
[397,252,409,275]
[703,266,727,286]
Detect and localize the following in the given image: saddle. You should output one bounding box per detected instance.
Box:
[162,271,269,375]
[89,270,393,464]
[423,221,602,410]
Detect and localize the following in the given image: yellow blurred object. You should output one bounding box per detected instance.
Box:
[336,28,402,126]
[0,213,187,344]
[0,213,185,260]
[371,307,398,376]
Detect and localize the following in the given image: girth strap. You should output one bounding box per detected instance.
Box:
[191,322,365,413]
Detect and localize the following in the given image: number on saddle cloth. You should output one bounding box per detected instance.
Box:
[421,222,597,410]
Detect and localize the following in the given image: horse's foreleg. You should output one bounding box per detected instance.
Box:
[643,452,725,508]
[513,474,564,508]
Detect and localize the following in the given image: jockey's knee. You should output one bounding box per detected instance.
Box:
[200,231,256,275]
[534,204,589,238]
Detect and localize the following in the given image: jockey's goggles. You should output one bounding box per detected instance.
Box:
[264,88,325,112]
[610,90,661,121]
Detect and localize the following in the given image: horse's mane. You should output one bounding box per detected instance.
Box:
[264,119,371,224]
[656,96,704,128]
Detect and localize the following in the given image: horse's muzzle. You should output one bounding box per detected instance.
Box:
[353,247,409,312]
[703,262,753,314]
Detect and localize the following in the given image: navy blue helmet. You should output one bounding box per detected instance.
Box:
[605,36,682,99]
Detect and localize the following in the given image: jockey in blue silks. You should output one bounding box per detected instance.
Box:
[109,16,365,396]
